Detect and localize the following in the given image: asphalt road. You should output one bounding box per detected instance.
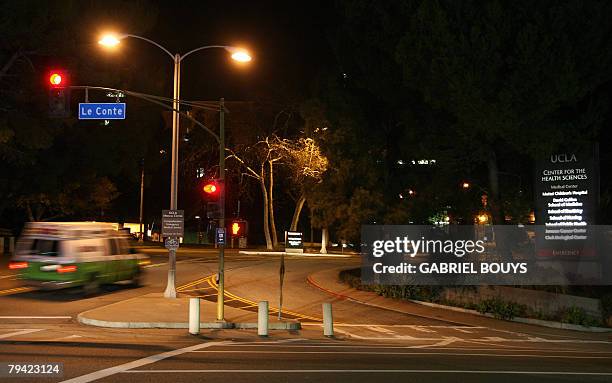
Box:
[1,248,611,383]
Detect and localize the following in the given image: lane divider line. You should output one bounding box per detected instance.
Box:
[120,369,612,375]
[0,328,45,339]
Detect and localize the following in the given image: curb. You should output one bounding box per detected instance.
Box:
[307,272,612,333]
[239,251,356,258]
[407,300,612,333]
[306,274,473,327]
[77,313,301,330]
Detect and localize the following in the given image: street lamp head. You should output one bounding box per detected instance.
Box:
[98,33,126,47]
[226,47,252,62]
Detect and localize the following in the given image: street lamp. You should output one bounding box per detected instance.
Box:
[99,33,251,319]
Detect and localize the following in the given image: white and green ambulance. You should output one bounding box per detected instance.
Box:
[10,222,150,295]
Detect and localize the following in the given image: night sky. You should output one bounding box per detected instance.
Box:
[94,0,338,101]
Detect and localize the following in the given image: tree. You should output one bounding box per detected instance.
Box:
[228,136,284,249]
[394,0,612,223]
[0,1,161,225]
[283,137,328,231]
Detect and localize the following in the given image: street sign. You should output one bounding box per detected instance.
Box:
[285,231,304,254]
[78,103,126,120]
[216,228,226,245]
[162,210,184,237]
[164,237,179,251]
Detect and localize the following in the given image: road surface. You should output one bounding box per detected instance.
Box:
[0,248,611,382]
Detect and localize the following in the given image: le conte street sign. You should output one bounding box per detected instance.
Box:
[78,103,126,120]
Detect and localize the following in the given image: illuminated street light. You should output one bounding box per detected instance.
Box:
[98,32,252,319]
[98,34,123,47]
[227,48,252,62]
[462,182,470,189]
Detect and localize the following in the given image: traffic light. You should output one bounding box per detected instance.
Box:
[47,70,70,118]
[231,221,241,236]
[230,220,248,237]
[201,180,220,196]
[201,180,221,219]
[203,182,218,194]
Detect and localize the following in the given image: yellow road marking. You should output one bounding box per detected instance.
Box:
[0,287,34,296]
[209,275,322,322]
[176,274,322,322]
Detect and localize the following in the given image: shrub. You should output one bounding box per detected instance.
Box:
[477,298,527,320]
[559,306,602,327]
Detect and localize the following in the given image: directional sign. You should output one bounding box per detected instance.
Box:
[164,237,180,251]
[216,228,226,245]
[162,210,184,237]
[78,103,126,120]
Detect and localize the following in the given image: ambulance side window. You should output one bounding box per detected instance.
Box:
[108,239,120,255]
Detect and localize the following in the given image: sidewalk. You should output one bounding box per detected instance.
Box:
[307,267,612,336]
[77,293,300,330]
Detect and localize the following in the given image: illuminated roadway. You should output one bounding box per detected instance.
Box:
[0,247,611,382]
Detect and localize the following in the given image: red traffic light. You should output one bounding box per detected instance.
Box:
[203,183,217,194]
[48,70,68,88]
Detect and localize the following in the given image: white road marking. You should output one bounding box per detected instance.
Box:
[59,341,230,383]
[409,337,458,349]
[122,369,612,375]
[0,275,16,279]
[368,326,397,335]
[188,350,612,359]
[56,335,83,340]
[302,324,485,329]
[0,316,71,319]
[218,344,612,353]
[58,338,302,383]
[0,328,45,339]
[476,337,612,345]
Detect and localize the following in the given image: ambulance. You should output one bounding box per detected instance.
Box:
[9,222,149,295]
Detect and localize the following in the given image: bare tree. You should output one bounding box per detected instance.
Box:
[280,137,328,231]
[228,134,327,248]
[227,136,284,249]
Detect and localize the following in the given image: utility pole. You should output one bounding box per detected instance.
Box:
[217,98,226,321]
[217,98,227,321]
[139,158,145,242]
[164,53,181,299]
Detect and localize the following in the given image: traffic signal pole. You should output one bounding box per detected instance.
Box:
[164,53,181,299]
[217,98,226,321]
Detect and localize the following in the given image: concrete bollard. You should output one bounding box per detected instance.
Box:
[323,302,333,337]
[258,301,269,337]
[189,297,200,335]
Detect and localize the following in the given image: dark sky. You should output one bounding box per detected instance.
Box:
[120,0,338,102]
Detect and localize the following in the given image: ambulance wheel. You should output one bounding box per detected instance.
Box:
[130,268,142,287]
[83,274,100,297]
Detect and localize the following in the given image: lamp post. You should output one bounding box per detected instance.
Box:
[99,34,251,310]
